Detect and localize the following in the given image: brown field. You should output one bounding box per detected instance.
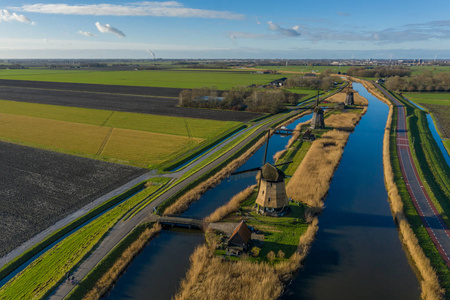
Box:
[325,91,368,105]
[286,130,350,209]
[357,79,443,299]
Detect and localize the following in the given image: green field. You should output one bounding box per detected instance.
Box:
[0,178,168,300]
[0,100,241,167]
[404,92,450,106]
[0,69,285,90]
[410,66,450,76]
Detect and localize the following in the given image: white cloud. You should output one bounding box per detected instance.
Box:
[267,21,300,37]
[78,30,96,37]
[337,11,351,17]
[16,2,244,20]
[95,22,125,38]
[0,9,34,24]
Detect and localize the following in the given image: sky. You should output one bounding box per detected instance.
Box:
[0,0,450,59]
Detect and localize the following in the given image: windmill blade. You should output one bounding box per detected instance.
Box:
[274,161,293,167]
[231,167,261,176]
[263,131,270,165]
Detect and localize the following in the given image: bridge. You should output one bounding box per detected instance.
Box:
[156,216,204,229]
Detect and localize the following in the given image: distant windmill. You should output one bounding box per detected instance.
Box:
[232,132,292,216]
[345,83,354,106]
[311,91,325,129]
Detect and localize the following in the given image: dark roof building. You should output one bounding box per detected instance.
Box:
[228,220,252,250]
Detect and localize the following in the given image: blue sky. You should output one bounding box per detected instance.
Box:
[0,0,449,59]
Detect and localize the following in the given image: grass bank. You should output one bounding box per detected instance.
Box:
[0,178,168,300]
[356,79,444,300]
[66,223,162,300]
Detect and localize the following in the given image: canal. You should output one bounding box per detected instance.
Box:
[103,114,312,300]
[282,82,420,299]
[104,82,420,299]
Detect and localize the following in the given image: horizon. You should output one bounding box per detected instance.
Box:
[1,0,449,59]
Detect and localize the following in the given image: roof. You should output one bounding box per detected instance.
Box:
[228,221,252,247]
[313,106,324,114]
[261,163,285,182]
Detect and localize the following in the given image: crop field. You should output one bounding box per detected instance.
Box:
[0,81,263,122]
[0,69,284,90]
[0,141,146,257]
[410,66,450,75]
[404,92,450,140]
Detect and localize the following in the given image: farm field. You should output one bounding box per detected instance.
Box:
[0,100,245,167]
[0,100,241,139]
[0,140,146,257]
[0,69,284,90]
[0,82,263,122]
[404,92,450,140]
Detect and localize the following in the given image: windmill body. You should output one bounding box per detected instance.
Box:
[311,91,325,129]
[255,163,289,215]
[231,132,291,217]
[345,91,354,105]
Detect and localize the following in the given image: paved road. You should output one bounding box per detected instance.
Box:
[48,109,302,299]
[375,83,450,267]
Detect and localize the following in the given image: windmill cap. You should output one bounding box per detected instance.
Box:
[261,163,285,182]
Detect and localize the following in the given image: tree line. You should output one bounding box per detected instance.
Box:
[179,87,300,114]
[346,66,411,78]
[284,74,336,91]
[386,71,450,92]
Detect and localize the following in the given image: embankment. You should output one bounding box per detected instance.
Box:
[353,78,443,300]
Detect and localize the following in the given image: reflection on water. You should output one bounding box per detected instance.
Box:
[282,82,420,300]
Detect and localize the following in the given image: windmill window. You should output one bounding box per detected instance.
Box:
[268,198,271,202]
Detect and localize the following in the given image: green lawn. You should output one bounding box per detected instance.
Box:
[0,69,285,90]
[217,191,308,263]
[0,178,168,300]
[410,66,450,76]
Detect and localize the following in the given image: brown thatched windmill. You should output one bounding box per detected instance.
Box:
[311,91,325,129]
[345,83,354,106]
[232,132,291,216]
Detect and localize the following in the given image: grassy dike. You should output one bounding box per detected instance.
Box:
[173,91,367,299]
[0,178,169,300]
[353,78,444,300]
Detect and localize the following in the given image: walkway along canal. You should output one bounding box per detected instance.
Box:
[103,115,312,300]
[282,82,420,299]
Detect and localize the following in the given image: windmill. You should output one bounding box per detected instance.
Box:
[311,91,325,129]
[345,82,354,106]
[232,132,292,216]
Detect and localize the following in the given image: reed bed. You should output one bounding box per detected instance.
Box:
[286,130,350,209]
[353,77,443,299]
[325,109,366,131]
[326,91,368,105]
[205,185,256,223]
[83,223,162,300]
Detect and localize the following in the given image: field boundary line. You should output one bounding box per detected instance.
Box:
[100,112,115,127]
[97,128,113,156]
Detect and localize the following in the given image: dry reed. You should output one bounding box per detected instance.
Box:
[173,217,319,300]
[326,91,368,105]
[82,223,162,300]
[354,78,444,299]
[164,133,267,215]
[325,109,366,131]
[205,185,256,223]
[286,130,350,209]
